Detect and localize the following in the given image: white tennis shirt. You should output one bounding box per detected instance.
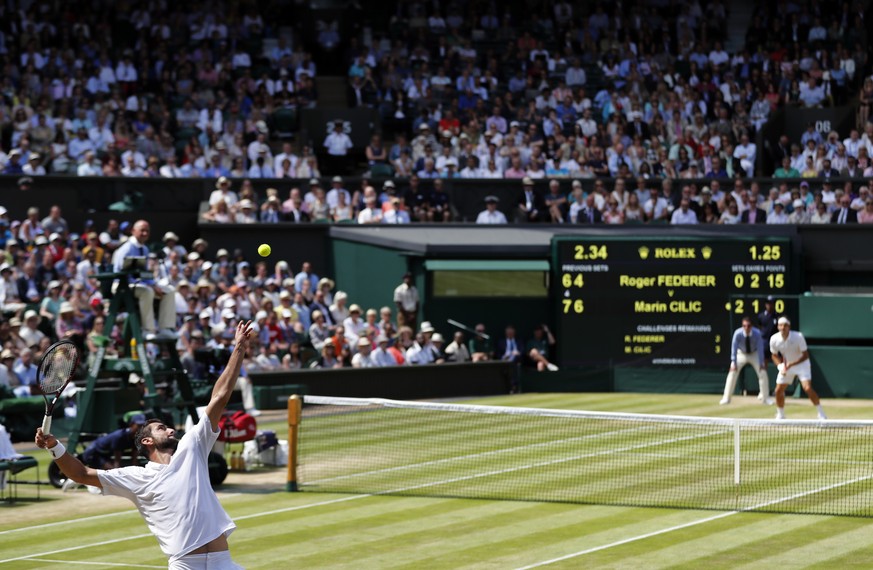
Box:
[98,419,235,562]
[769,330,808,364]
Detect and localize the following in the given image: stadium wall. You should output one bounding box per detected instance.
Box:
[249,360,514,401]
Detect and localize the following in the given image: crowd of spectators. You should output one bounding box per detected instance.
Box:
[0,0,321,180]
[347,0,869,183]
[0,0,869,187]
[0,209,558,407]
[198,172,873,225]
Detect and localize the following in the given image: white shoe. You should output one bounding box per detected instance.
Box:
[546,363,559,372]
[818,413,828,420]
[775,412,785,420]
[248,409,262,417]
[61,478,79,492]
[719,398,730,405]
[86,485,102,495]
[756,394,764,401]
[763,397,775,406]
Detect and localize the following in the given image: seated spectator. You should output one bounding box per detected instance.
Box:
[525,325,559,372]
[382,198,410,224]
[351,338,375,368]
[767,202,789,224]
[671,198,699,225]
[476,196,507,224]
[444,331,471,362]
[859,199,873,224]
[810,202,831,224]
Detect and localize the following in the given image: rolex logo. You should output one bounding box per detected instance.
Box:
[701,246,712,260]
[638,246,649,260]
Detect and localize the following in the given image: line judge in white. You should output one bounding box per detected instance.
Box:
[769,317,826,420]
[720,316,774,405]
[36,321,254,569]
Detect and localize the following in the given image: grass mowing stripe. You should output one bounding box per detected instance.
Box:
[259,501,542,565]
[275,502,656,569]
[398,507,702,570]
[728,521,873,570]
[514,510,739,570]
[602,513,822,569]
[237,497,482,541]
[514,470,873,568]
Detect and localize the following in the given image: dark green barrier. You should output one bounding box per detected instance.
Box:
[800,295,873,339]
[809,346,873,398]
[249,361,513,400]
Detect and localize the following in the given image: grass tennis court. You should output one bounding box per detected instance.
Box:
[5,392,873,569]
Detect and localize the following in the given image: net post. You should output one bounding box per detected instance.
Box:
[286,394,302,492]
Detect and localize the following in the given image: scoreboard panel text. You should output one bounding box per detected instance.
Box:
[554,237,797,368]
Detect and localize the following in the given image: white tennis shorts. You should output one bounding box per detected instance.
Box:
[776,362,812,385]
[169,550,243,570]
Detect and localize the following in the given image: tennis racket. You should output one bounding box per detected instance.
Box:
[38,340,81,434]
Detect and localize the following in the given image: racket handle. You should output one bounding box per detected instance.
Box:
[41,414,52,435]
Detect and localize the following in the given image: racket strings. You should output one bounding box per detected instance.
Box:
[39,344,78,393]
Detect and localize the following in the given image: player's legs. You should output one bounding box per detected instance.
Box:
[773,369,795,419]
[800,380,820,405]
[800,378,827,419]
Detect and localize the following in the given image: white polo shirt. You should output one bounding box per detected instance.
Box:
[769,330,808,364]
[98,419,235,563]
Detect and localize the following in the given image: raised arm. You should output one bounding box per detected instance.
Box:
[35,428,102,488]
[205,320,253,430]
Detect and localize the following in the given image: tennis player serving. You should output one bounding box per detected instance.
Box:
[769,317,826,420]
[36,320,254,569]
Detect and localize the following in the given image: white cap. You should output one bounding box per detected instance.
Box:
[777,316,791,326]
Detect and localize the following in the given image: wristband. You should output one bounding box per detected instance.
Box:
[47,442,66,460]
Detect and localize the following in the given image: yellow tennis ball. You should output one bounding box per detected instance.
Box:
[258,243,271,257]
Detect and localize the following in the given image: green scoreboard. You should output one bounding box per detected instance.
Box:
[552,236,800,368]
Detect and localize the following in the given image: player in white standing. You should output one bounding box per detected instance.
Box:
[36,321,254,569]
[769,317,826,420]
[720,316,774,405]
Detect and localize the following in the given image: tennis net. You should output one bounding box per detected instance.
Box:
[295,396,873,517]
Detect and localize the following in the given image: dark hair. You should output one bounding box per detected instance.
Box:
[134,419,162,453]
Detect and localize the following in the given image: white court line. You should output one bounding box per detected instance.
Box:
[514,473,873,569]
[0,494,243,536]
[0,533,154,565]
[0,510,136,536]
[0,495,368,565]
[24,558,164,568]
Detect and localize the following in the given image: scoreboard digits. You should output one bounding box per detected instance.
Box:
[553,236,797,368]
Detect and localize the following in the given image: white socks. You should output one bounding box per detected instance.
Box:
[775,407,785,419]
[816,404,827,420]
